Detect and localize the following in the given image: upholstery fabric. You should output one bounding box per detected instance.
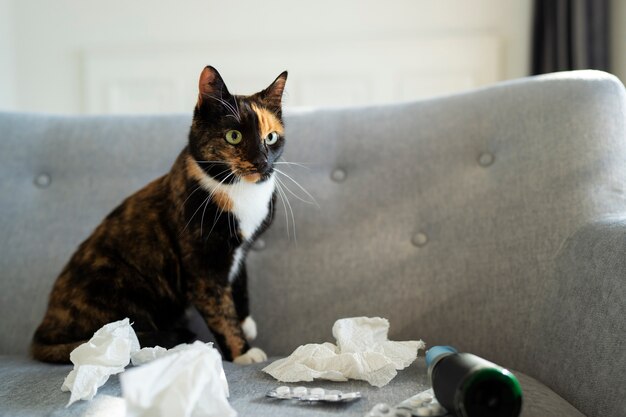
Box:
[1,70,625,416]
[0,356,585,417]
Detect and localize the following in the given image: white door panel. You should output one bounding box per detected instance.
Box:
[83,36,500,113]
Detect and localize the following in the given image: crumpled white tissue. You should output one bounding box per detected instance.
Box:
[262,317,425,387]
[129,345,169,366]
[120,341,236,417]
[61,318,140,406]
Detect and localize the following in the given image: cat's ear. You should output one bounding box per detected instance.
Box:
[197,66,231,106]
[257,71,288,112]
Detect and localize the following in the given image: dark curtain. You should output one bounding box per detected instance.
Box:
[531,0,610,74]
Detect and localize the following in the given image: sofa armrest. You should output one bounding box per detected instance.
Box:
[532,219,626,417]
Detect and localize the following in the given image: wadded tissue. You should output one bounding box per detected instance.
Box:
[121,341,235,417]
[61,319,236,417]
[263,317,425,387]
[62,318,139,406]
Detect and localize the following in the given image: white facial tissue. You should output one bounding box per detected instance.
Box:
[120,341,236,417]
[129,342,211,366]
[61,318,140,406]
[262,317,425,387]
[129,345,169,366]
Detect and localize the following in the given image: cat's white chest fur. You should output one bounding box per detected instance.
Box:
[196,172,275,241]
[223,176,275,282]
[196,171,275,282]
[225,176,276,240]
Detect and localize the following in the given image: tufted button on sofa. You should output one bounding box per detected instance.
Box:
[1,70,625,417]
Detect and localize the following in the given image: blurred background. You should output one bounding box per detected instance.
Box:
[0,0,621,113]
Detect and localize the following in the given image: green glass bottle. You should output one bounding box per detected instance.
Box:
[426,346,523,417]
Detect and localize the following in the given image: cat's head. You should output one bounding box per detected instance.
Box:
[189,66,288,184]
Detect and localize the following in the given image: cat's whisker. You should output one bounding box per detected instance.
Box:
[187,165,232,209]
[232,179,246,241]
[232,96,241,120]
[195,160,229,164]
[274,168,319,208]
[226,182,238,240]
[180,185,203,211]
[207,207,222,238]
[275,161,311,170]
[207,193,230,238]
[274,180,291,241]
[182,170,236,236]
[275,177,297,242]
[180,193,213,236]
[210,96,238,120]
[226,181,238,239]
[221,89,242,122]
[201,171,235,237]
[208,95,241,122]
[207,188,231,238]
[199,194,212,238]
[213,94,239,117]
[208,186,229,238]
[275,175,317,205]
[205,170,240,238]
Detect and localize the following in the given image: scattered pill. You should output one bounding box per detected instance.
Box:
[372,403,391,414]
[415,406,433,416]
[310,388,325,397]
[363,388,449,417]
[429,403,447,416]
[266,386,361,403]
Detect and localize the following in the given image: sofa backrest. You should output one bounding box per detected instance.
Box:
[1,71,625,417]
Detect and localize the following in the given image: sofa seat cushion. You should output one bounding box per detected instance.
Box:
[0,355,584,417]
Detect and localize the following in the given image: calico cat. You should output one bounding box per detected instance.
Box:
[31,66,287,364]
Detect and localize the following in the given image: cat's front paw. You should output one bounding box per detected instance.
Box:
[233,347,267,365]
[241,316,257,342]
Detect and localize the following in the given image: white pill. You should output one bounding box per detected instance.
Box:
[324,394,340,401]
[342,392,361,400]
[292,386,307,396]
[414,406,433,416]
[429,403,447,416]
[310,388,325,396]
[372,403,391,414]
[418,394,433,403]
[407,398,427,408]
[394,409,412,417]
[276,386,290,396]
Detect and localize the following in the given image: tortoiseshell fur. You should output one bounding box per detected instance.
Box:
[31,67,288,363]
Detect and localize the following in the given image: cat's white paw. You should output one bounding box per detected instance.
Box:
[242,316,257,342]
[233,347,267,365]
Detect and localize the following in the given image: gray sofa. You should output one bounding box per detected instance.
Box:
[1,70,624,417]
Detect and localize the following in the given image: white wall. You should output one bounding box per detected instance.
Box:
[5,0,532,113]
[0,0,16,110]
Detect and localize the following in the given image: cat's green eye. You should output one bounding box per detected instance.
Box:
[225,130,242,145]
[266,131,280,145]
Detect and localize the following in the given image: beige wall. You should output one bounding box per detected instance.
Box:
[3,0,532,113]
